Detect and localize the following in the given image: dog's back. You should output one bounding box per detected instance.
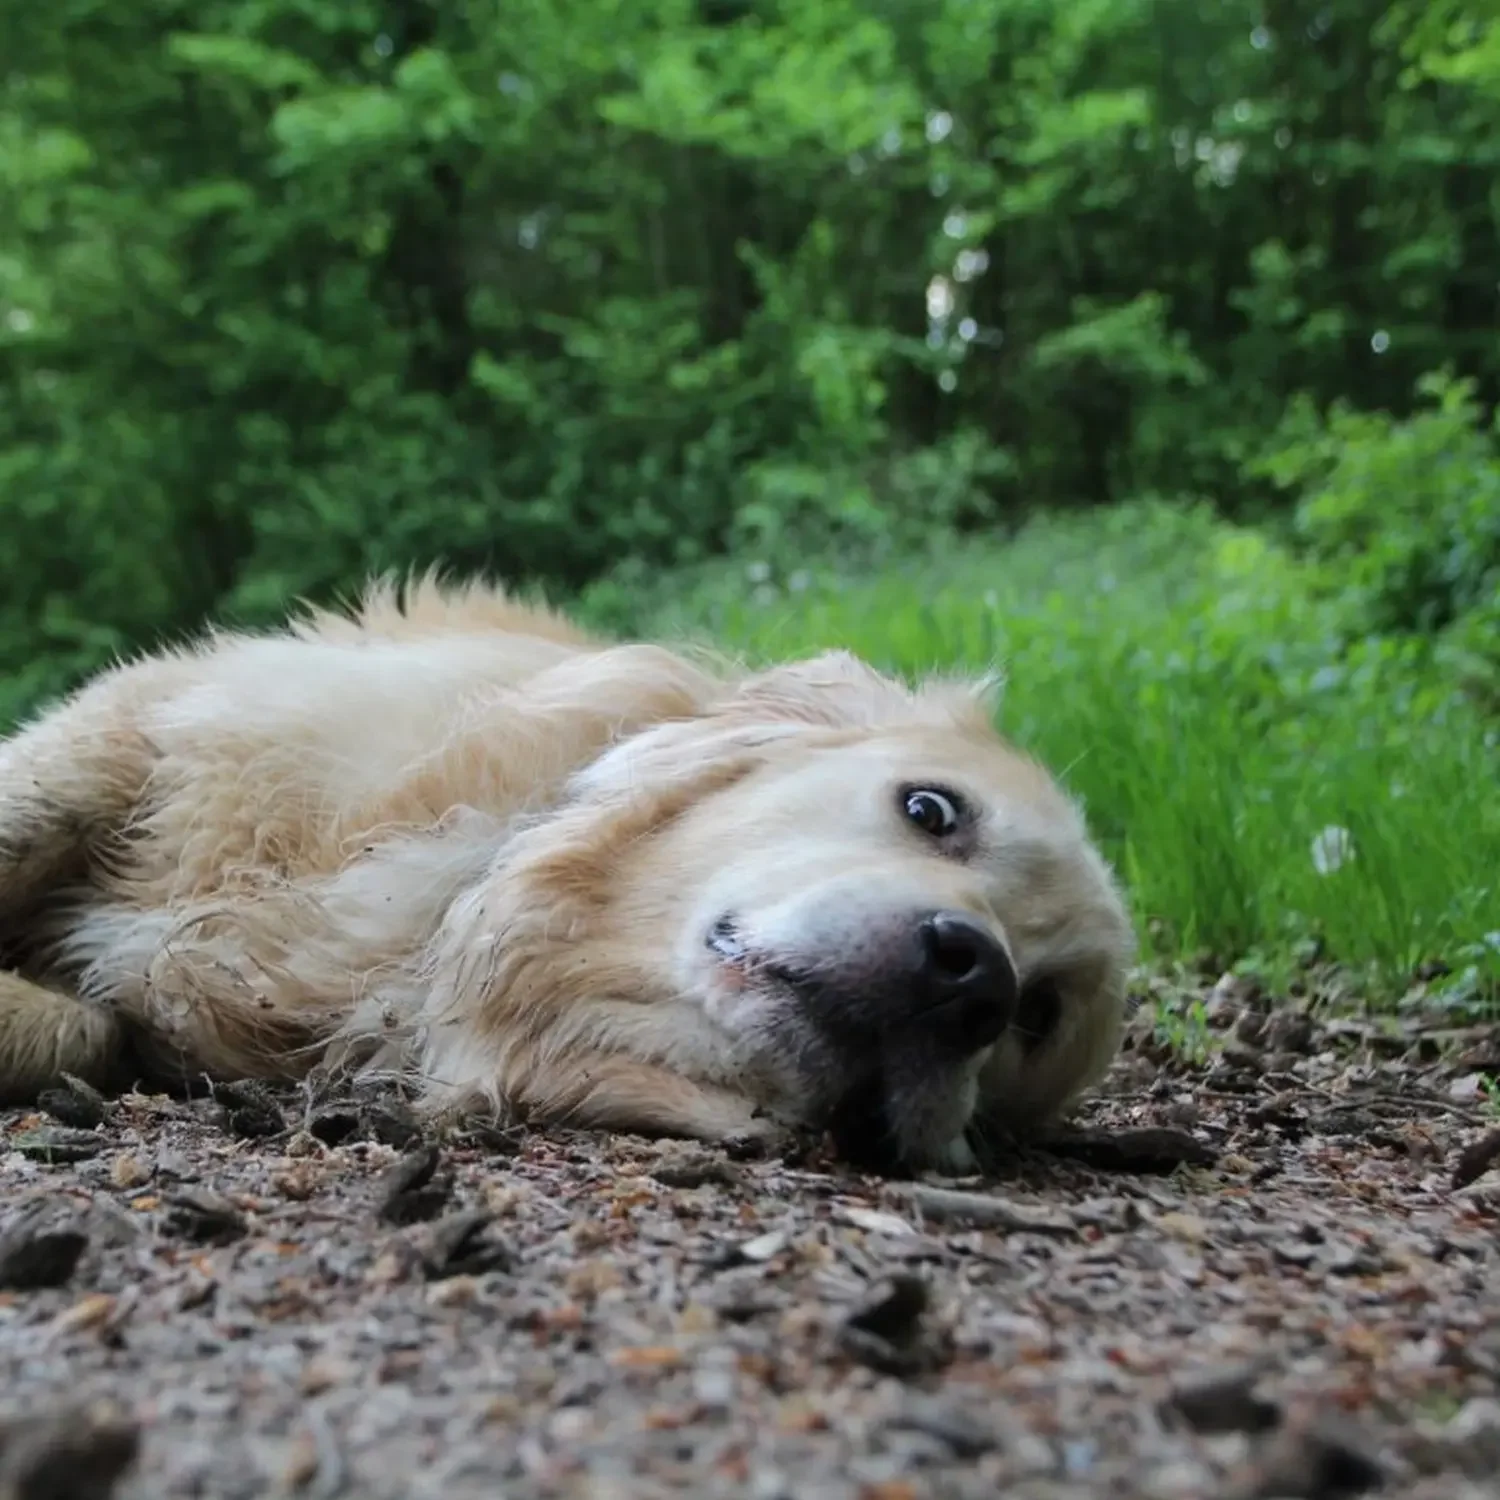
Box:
[0,577,595,894]
[0,576,701,1099]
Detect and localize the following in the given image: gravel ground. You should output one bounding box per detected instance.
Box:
[2,974,1500,1500]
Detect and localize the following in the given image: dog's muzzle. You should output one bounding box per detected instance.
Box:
[709,908,1019,1171]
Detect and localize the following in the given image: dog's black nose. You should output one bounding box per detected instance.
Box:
[916,911,1017,1051]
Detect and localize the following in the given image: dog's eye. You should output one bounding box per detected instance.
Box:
[1016,976,1063,1052]
[902,787,964,838]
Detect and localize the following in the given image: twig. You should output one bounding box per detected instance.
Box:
[896,1183,1076,1236]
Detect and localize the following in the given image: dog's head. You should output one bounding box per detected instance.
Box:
[419,648,1135,1173]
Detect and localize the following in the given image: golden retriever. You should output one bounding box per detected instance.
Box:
[0,576,1134,1172]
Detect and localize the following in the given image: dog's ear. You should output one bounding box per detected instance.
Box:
[565,651,892,808]
[554,650,859,808]
[568,649,1003,809]
[727,650,1004,733]
[722,650,913,729]
[564,715,807,807]
[929,668,1005,727]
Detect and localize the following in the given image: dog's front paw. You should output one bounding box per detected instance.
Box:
[935,1134,980,1174]
[720,1115,809,1162]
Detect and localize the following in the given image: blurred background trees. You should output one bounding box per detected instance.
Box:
[1,0,1498,717]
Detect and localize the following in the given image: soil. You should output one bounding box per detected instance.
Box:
[2,976,1499,1500]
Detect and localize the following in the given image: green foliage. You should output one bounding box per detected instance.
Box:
[582,502,1500,995]
[1253,371,1500,707]
[5,0,1500,721]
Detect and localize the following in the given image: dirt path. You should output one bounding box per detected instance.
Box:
[2,986,1499,1500]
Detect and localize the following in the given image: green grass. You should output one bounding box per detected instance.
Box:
[578,499,1500,1008]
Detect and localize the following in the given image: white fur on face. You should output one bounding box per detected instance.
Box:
[595,727,1135,1167]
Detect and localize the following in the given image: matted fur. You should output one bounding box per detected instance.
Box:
[0,575,1135,1170]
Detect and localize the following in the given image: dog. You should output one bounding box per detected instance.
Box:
[0,575,1135,1171]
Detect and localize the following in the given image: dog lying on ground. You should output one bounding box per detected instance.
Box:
[0,576,1134,1171]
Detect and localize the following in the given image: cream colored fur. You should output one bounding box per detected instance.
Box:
[0,575,1135,1170]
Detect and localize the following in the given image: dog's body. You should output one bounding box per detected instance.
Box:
[0,577,1134,1171]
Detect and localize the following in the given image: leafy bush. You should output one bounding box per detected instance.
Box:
[1252,370,1500,709]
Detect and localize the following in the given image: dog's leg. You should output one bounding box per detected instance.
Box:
[0,682,158,910]
[423,1047,795,1152]
[549,1058,784,1144]
[0,681,160,1102]
[0,972,128,1104]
